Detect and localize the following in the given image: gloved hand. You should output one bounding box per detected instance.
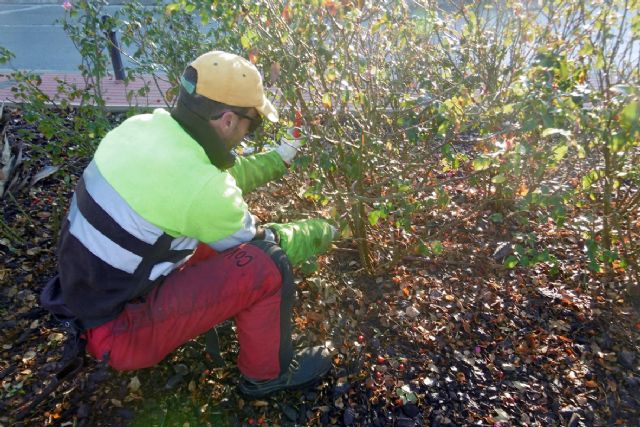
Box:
[266,218,338,266]
[275,111,304,165]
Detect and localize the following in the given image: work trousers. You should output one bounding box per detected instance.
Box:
[84,241,294,380]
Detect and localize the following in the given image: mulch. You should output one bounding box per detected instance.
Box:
[1,107,639,426]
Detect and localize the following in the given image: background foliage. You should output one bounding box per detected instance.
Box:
[2,0,639,291]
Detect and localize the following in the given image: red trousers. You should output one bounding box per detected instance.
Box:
[85,242,293,380]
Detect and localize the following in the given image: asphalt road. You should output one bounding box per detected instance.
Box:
[0,1,157,73]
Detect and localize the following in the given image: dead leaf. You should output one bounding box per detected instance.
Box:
[30,165,60,186]
[128,376,141,393]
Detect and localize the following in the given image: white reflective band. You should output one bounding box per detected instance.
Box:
[83,161,164,245]
[68,197,143,274]
[208,210,256,251]
[170,236,199,251]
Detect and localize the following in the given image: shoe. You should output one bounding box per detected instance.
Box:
[238,346,332,398]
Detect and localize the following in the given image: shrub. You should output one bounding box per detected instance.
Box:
[3,0,639,287]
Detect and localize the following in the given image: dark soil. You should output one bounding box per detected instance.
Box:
[1,108,639,426]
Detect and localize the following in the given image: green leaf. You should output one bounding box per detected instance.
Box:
[610,134,628,152]
[321,92,332,109]
[504,255,518,269]
[416,241,429,256]
[552,143,568,163]
[501,103,514,114]
[621,100,639,132]
[472,156,492,171]
[578,43,594,57]
[595,52,605,69]
[492,174,506,184]
[581,170,600,190]
[489,213,503,223]
[368,210,385,226]
[396,385,418,404]
[165,3,180,14]
[430,240,444,255]
[631,14,640,37]
[437,121,449,136]
[371,14,388,33]
[240,34,251,49]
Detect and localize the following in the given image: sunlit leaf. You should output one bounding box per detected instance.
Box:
[322,92,333,109]
[472,156,492,171]
[240,34,251,49]
[396,385,418,404]
[541,128,572,139]
[502,103,514,114]
[492,174,506,184]
[552,143,568,162]
[165,3,180,14]
[504,255,519,269]
[621,100,639,132]
[631,14,640,37]
[368,210,385,226]
[581,170,601,190]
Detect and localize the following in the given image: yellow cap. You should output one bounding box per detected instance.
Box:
[189,51,278,122]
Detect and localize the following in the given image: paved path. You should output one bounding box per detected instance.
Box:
[0,72,173,110]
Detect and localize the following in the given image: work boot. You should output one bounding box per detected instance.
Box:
[238,346,332,398]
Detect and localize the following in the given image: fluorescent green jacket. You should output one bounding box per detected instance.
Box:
[94,108,287,248]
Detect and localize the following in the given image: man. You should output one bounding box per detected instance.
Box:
[40,50,337,398]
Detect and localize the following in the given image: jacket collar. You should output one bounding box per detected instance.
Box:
[171,100,236,170]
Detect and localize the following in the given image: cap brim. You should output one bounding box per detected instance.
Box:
[256,97,278,122]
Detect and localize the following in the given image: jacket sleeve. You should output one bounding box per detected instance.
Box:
[228,150,287,194]
[181,172,257,251]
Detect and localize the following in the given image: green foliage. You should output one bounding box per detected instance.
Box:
[504,232,560,275]
[9,70,111,162]
[0,46,14,65]
[116,0,218,105]
[8,0,116,161]
[8,0,640,285]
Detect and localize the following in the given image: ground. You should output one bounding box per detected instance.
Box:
[1,108,639,426]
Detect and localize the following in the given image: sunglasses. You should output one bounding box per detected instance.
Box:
[233,111,263,133]
[212,110,263,133]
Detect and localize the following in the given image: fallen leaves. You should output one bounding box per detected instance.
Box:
[1,108,639,426]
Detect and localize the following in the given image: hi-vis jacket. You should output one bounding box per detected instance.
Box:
[56,109,287,329]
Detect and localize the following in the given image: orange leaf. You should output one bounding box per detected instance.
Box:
[517,183,529,196]
[557,335,573,343]
[585,380,598,388]
[282,4,291,21]
[248,48,259,64]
